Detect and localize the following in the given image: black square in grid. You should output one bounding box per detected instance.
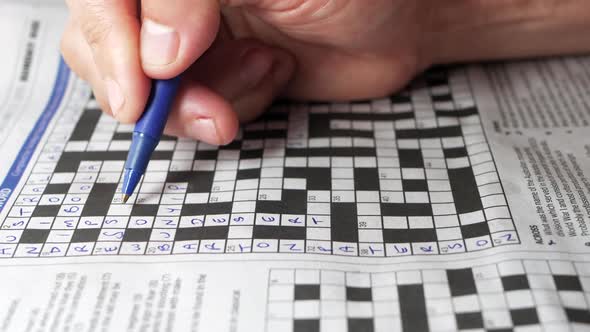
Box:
[446,268,477,296]
[280,227,306,240]
[175,227,201,241]
[501,275,530,291]
[195,150,218,160]
[240,149,263,159]
[346,287,372,301]
[256,201,286,214]
[43,183,71,194]
[443,147,468,159]
[383,229,437,243]
[253,226,280,239]
[398,150,424,168]
[354,168,379,191]
[111,132,133,140]
[71,229,100,243]
[32,205,60,217]
[19,229,50,244]
[237,168,261,180]
[201,226,229,240]
[460,222,490,239]
[402,179,428,192]
[123,229,152,242]
[510,308,539,326]
[431,94,453,102]
[455,312,484,329]
[565,308,590,324]
[347,318,374,332]
[553,275,583,291]
[131,205,158,216]
[220,140,241,150]
[293,319,319,332]
[294,285,320,300]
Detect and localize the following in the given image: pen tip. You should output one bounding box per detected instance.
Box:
[122,194,130,203]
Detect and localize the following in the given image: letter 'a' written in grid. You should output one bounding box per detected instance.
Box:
[266,259,590,332]
[0,68,519,258]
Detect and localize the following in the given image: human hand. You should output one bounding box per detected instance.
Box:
[60,0,431,145]
[61,1,590,145]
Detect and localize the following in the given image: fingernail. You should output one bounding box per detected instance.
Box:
[189,117,221,144]
[105,78,124,117]
[240,48,274,89]
[141,19,179,66]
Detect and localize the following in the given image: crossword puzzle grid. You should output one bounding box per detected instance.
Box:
[0,68,519,258]
[266,260,590,332]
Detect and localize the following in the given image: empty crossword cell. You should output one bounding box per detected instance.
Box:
[0,68,520,258]
[266,259,590,332]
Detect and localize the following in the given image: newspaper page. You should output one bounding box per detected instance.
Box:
[1,1,589,331]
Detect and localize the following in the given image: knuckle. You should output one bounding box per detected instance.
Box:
[77,0,113,48]
[79,16,112,49]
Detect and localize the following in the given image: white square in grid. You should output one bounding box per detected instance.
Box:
[453,294,480,312]
[331,157,353,168]
[526,274,555,290]
[459,210,485,225]
[331,179,354,190]
[306,228,330,241]
[260,178,283,189]
[560,291,588,309]
[479,293,507,310]
[209,191,234,203]
[475,278,503,294]
[429,192,453,203]
[482,194,507,208]
[258,189,281,201]
[532,289,560,305]
[441,137,464,149]
[487,219,515,233]
[505,290,534,308]
[396,271,421,285]
[346,302,373,318]
[383,216,407,229]
[184,193,209,204]
[397,139,419,149]
[232,201,255,213]
[308,157,330,167]
[260,167,283,178]
[233,190,256,201]
[255,213,280,226]
[549,260,577,275]
[51,173,75,184]
[356,191,380,203]
[235,179,258,190]
[65,141,88,152]
[427,180,451,191]
[475,171,499,186]
[320,270,345,286]
[425,297,454,317]
[331,191,355,203]
[380,191,404,203]
[320,300,346,318]
[358,229,382,243]
[432,203,456,216]
[498,261,526,276]
[283,178,306,190]
[354,157,377,168]
[421,149,444,159]
[404,192,429,203]
[357,203,381,216]
[268,284,294,301]
[479,183,503,196]
[269,269,294,284]
[108,140,131,151]
[401,168,425,179]
[193,160,216,171]
[296,270,320,284]
[408,216,433,228]
[358,216,381,229]
[537,305,568,323]
[143,172,167,182]
[436,227,462,241]
[46,230,74,243]
[524,260,551,274]
[423,283,451,298]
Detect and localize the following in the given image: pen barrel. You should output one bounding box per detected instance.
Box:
[134,77,181,139]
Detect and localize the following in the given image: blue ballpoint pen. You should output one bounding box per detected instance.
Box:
[121,77,181,203]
